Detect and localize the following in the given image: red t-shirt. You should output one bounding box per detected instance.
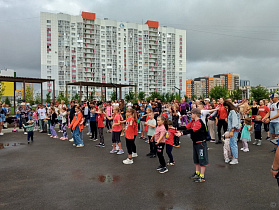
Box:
[113,114,122,132]
[165,127,176,145]
[217,104,227,120]
[258,106,269,119]
[161,113,168,119]
[125,117,135,139]
[97,113,105,127]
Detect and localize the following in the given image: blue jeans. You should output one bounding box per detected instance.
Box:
[73,125,84,146]
[230,131,239,159]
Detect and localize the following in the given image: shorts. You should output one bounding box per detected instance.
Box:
[269,122,279,135]
[264,123,269,132]
[193,142,209,166]
[0,114,5,122]
[112,131,121,143]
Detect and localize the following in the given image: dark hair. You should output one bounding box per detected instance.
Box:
[223,100,238,113]
[158,115,168,130]
[244,117,252,125]
[167,120,173,126]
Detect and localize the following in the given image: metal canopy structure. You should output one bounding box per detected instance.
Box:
[66,82,136,100]
[0,76,55,108]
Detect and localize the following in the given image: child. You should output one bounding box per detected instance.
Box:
[69,105,84,148]
[145,112,157,158]
[133,109,138,157]
[49,107,58,139]
[151,116,168,174]
[23,120,35,144]
[89,107,98,141]
[240,117,252,152]
[252,115,263,146]
[139,105,146,139]
[32,109,38,131]
[122,109,137,164]
[96,108,105,147]
[166,120,177,166]
[177,108,209,183]
[105,107,124,155]
[144,108,152,142]
[161,109,168,120]
[223,131,232,163]
[60,107,68,140]
[171,107,180,148]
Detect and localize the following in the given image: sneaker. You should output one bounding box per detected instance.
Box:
[24,132,27,135]
[47,134,51,136]
[266,137,271,140]
[50,136,53,138]
[167,162,175,166]
[123,158,133,164]
[76,144,84,148]
[157,165,163,171]
[138,131,141,134]
[110,149,118,154]
[210,140,215,143]
[252,141,258,145]
[132,153,138,158]
[120,133,124,136]
[117,149,124,155]
[240,148,244,151]
[96,143,102,147]
[194,176,205,183]
[87,132,91,135]
[145,140,149,143]
[93,139,98,142]
[69,138,74,142]
[101,144,105,148]
[150,155,156,158]
[190,172,200,179]
[229,158,239,165]
[28,141,30,144]
[159,167,168,174]
[53,136,58,139]
[0,133,3,135]
[225,158,230,163]
[116,145,120,150]
[243,148,249,152]
[73,144,76,147]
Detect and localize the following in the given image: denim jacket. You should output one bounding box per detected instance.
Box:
[227,110,241,132]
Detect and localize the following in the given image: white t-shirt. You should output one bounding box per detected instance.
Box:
[270,102,279,123]
[177,111,181,124]
[127,102,133,109]
[112,103,119,108]
[38,108,46,120]
[201,110,211,124]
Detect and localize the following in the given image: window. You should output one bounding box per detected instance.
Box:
[47,20,51,23]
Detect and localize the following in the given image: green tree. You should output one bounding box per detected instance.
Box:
[125,91,135,102]
[0,82,6,101]
[175,93,182,102]
[34,93,41,104]
[46,91,51,103]
[72,93,80,102]
[57,92,69,104]
[209,86,229,100]
[138,91,145,101]
[251,86,269,102]
[229,88,242,101]
[25,86,34,104]
[4,97,11,106]
[146,92,161,102]
[110,91,117,101]
[89,89,95,100]
[191,94,197,101]
[169,93,176,102]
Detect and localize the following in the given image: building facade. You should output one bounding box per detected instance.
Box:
[41,12,186,100]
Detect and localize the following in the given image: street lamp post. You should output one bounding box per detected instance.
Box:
[174,86,181,98]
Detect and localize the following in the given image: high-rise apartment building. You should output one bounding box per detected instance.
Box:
[41,12,186,99]
[186,73,240,98]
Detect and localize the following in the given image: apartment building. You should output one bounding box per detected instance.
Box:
[41,12,186,99]
[186,73,240,98]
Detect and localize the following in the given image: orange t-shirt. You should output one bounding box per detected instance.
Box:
[113,114,122,132]
[125,117,135,139]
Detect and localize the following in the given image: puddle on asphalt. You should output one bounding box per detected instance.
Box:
[89,174,120,184]
[0,143,26,149]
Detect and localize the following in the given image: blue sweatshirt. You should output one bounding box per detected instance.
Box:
[90,113,98,122]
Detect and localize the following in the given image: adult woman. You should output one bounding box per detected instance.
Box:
[251,100,259,121]
[223,100,241,165]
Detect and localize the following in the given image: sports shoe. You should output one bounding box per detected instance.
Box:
[93,139,98,142]
[96,143,102,147]
[156,165,163,171]
[190,172,200,179]
[0,133,3,135]
[76,144,84,148]
[28,141,30,144]
[252,140,258,145]
[132,153,138,158]
[225,158,230,163]
[167,162,175,166]
[256,140,262,146]
[117,149,124,155]
[87,132,91,135]
[47,133,51,135]
[138,131,141,133]
[101,144,105,148]
[240,148,244,151]
[194,176,205,183]
[116,145,120,150]
[229,158,239,165]
[24,132,27,135]
[266,137,271,141]
[69,138,74,142]
[145,140,149,143]
[123,158,133,164]
[243,148,249,152]
[110,149,118,154]
[150,155,156,158]
[73,144,76,147]
[159,167,168,174]
[53,136,58,139]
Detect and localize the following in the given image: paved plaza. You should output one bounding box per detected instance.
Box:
[0,128,278,210]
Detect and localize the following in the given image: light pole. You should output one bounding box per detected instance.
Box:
[174,86,181,98]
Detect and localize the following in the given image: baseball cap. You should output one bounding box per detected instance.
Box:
[191,108,201,115]
[269,93,279,98]
[204,98,210,101]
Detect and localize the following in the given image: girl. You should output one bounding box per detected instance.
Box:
[96,108,105,147]
[33,109,38,131]
[122,109,137,164]
[133,109,138,157]
[48,107,58,138]
[144,108,152,142]
[171,106,180,148]
[60,107,68,140]
[166,120,177,166]
[69,105,84,147]
[105,102,113,133]
[105,107,124,155]
[240,117,252,152]
[151,116,168,174]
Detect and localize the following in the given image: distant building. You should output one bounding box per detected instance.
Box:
[240,80,250,87]
[0,69,16,101]
[266,84,279,93]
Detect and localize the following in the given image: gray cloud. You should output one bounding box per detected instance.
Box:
[0,0,279,87]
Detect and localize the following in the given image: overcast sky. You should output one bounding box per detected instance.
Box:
[0,0,279,87]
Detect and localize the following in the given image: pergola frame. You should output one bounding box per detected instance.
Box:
[66,82,136,101]
[0,76,55,108]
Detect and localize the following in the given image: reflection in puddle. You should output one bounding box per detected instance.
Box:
[0,143,26,149]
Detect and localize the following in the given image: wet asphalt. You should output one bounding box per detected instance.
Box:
[0,127,278,210]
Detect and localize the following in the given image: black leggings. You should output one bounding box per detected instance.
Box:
[217,119,228,140]
[106,118,112,130]
[98,127,104,144]
[166,144,174,163]
[157,143,166,167]
[126,138,136,155]
[148,136,156,155]
[90,121,98,139]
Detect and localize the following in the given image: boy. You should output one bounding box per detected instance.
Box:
[23,120,35,144]
[252,115,263,146]
[145,112,157,158]
[89,107,98,141]
[177,108,209,183]
[166,120,177,166]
